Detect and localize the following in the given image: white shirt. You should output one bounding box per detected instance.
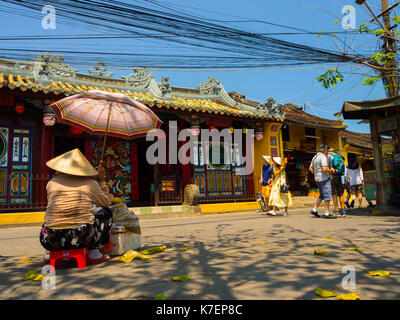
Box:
[347,167,364,186]
[310,152,330,182]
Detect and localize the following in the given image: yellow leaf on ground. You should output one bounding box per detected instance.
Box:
[314,249,328,256]
[177,248,188,252]
[348,247,362,251]
[369,270,390,277]
[22,270,37,281]
[17,255,34,264]
[337,293,360,300]
[32,274,45,282]
[111,250,152,263]
[315,288,336,298]
[171,275,191,282]
[139,246,167,255]
[323,237,333,242]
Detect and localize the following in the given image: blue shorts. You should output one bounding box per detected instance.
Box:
[316,179,332,201]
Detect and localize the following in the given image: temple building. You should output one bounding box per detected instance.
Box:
[0,54,285,210]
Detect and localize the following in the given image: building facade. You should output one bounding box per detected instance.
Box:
[0,54,285,211]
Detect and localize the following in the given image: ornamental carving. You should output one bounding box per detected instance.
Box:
[257,97,285,119]
[35,53,77,78]
[197,77,222,95]
[122,68,155,87]
[158,76,172,96]
[89,62,113,78]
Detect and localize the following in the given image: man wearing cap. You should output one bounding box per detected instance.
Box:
[39,148,114,263]
[309,144,337,218]
[260,155,274,209]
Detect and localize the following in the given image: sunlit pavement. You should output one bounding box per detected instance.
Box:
[0,207,399,300]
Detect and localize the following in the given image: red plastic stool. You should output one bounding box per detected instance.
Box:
[50,248,89,269]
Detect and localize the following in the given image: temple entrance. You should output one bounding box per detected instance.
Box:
[136,140,154,206]
[54,136,85,157]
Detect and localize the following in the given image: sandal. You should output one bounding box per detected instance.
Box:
[88,254,110,265]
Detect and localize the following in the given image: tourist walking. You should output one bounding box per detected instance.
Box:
[268,157,293,216]
[260,155,274,211]
[347,160,364,208]
[328,149,347,216]
[309,144,337,218]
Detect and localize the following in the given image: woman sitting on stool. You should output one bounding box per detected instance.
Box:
[40,148,113,264]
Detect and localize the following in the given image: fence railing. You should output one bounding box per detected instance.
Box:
[156,175,261,205]
[0,174,50,212]
[0,174,263,211]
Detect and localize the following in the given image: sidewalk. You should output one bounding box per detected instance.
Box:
[0,196,331,228]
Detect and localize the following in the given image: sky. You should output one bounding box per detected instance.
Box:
[0,0,395,134]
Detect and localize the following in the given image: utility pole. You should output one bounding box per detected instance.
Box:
[381,0,398,97]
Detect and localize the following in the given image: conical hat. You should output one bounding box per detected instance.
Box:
[262,155,271,163]
[273,157,282,166]
[46,148,98,176]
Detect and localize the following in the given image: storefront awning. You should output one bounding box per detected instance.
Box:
[340,95,400,119]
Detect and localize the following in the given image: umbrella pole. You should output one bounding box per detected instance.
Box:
[99,103,112,165]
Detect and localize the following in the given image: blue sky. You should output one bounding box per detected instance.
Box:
[0,0,393,133]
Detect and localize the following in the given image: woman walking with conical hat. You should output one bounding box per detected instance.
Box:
[39,148,114,264]
[267,156,293,215]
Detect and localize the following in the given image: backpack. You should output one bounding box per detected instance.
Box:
[331,153,345,175]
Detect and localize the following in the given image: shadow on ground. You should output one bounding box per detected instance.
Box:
[0,212,399,300]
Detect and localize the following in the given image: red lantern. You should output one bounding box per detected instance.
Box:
[208,125,216,132]
[15,103,25,114]
[70,127,83,135]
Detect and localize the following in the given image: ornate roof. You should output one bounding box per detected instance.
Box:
[0,54,285,122]
[283,103,347,130]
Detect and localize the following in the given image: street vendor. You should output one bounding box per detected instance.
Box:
[40,148,114,264]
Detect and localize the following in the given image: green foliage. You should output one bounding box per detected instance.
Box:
[372,29,386,36]
[361,77,380,86]
[392,16,400,24]
[358,23,370,34]
[316,68,344,89]
[370,52,395,66]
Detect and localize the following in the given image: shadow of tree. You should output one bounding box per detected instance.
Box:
[0,213,399,300]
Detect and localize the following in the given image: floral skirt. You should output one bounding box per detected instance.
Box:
[39,207,113,251]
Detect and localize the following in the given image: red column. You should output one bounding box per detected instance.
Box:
[38,123,51,205]
[130,142,139,201]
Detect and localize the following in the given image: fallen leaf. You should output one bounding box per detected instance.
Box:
[177,248,188,252]
[315,288,336,298]
[337,293,360,300]
[369,270,390,277]
[111,250,152,263]
[32,274,45,282]
[154,294,167,300]
[323,237,333,242]
[17,255,34,264]
[139,246,167,255]
[314,249,328,256]
[22,270,37,281]
[171,275,191,282]
[348,247,362,251]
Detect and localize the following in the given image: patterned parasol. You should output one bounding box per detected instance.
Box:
[49,90,162,163]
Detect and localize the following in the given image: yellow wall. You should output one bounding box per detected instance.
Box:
[253,121,283,193]
[284,125,304,150]
[284,125,342,153]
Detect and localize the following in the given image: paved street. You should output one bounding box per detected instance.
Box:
[0,208,399,300]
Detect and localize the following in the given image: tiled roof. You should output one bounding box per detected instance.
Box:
[0,72,277,121]
[341,130,391,149]
[283,103,347,130]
